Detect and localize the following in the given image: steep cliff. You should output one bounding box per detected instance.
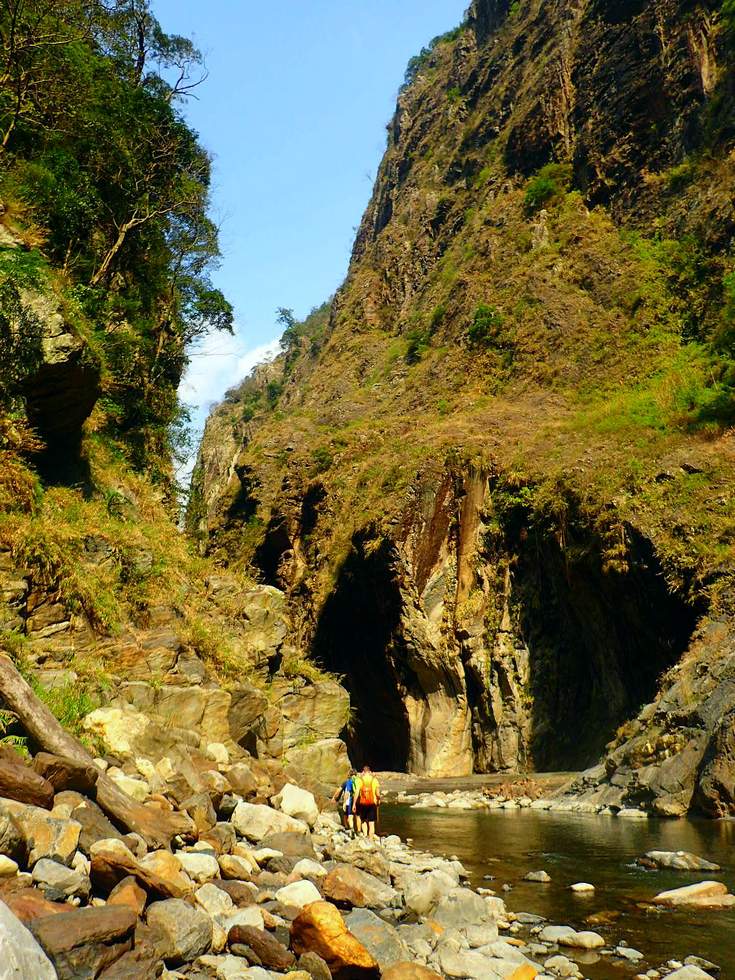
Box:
[193,0,735,813]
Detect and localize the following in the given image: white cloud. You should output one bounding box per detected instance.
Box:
[180,329,280,424]
[177,329,280,488]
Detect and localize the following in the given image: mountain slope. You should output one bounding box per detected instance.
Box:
[193,0,735,814]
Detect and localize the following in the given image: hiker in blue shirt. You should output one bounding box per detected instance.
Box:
[332,770,357,833]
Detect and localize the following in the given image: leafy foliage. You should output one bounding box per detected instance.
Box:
[0,0,233,475]
[403,26,465,90]
[524,163,572,213]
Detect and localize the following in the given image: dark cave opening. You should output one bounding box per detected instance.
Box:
[311,536,412,772]
[511,521,701,771]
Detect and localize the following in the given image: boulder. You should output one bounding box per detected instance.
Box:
[31,905,136,978]
[194,953,266,978]
[344,908,411,967]
[138,849,195,896]
[0,755,55,808]
[71,799,124,854]
[403,869,457,917]
[432,887,490,928]
[0,803,25,862]
[196,881,235,918]
[231,801,308,841]
[439,948,494,979]
[147,897,213,965]
[275,878,322,909]
[228,924,295,970]
[31,857,91,901]
[294,858,328,879]
[298,951,333,980]
[94,942,164,978]
[381,965,443,980]
[524,871,551,883]
[2,800,80,866]
[0,855,18,877]
[212,879,259,907]
[273,784,319,826]
[0,900,57,979]
[644,850,721,871]
[0,885,67,925]
[219,854,255,880]
[291,900,380,980]
[557,930,605,950]
[91,839,192,898]
[260,831,315,858]
[286,739,351,786]
[666,970,716,980]
[653,881,735,907]
[108,875,147,916]
[177,851,221,884]
[323,865,398,910]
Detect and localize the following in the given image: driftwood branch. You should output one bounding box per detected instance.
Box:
[0,656,193,848]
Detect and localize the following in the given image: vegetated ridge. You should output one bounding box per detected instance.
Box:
[192,0,735,816]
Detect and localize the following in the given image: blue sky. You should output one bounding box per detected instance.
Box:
[155,0,468,441]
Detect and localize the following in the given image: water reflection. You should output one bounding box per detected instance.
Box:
[381,806,735,977]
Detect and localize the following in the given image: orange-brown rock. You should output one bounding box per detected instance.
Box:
[0,885,68,925]
[290,900,379,980]
[228,924,295,970]
[91,840,191,899]
[508,966,538,980]
[108,875,147,916]
[31,906,137,978]
[381,965,443,980]
[32,752,99,795]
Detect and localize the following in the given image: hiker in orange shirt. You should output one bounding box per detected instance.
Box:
[354,765,380,839]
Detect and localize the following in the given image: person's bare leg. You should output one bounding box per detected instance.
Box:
[367,820,375,839]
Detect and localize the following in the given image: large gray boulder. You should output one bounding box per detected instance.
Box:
[344,908,410,968]
[230,801,308,841]
[0,901,57,979]
[147,898,213,965]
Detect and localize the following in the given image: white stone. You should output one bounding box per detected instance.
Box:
[177,852,221,883]
[558,930,605,950]
[666,970,715,980]
[0,901,57,979]
[107,768,150,802]
[272,783,319,827]
[570,882,595,893]
[275,878,322,908]
[539,926,576,944]
[230,801,308,841]
[218,906,265,932]
[196,882,234,917]
[293,857,327,878]
[206,743,230,766]
[617,807,648,818]
[544,954,579,978]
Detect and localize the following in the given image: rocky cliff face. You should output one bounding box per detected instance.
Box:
[193,0,735,813]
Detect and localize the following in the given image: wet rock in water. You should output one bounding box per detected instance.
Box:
[653,881,735,907]
[643,850,721,872]
[666,968,717,980]
[557,929,605,950]
[569,882,594,893]
[344,907,410,967]
[539,926,577,944]
[0,900,57,979]
[30,905,136,977]
[272,783,319,827]
[524,870,551,883]
[290,899,380,980]
[322,865,398,909]
[615,945,644,962]
[275,878,322,909]
[381,964,443,980]
[147,897,214,965]
[684,955,720,975]
[228,924,295,970]
[544,954,580,978]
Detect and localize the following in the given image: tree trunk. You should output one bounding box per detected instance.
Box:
[0,656,193,848]
[0,756,54,808]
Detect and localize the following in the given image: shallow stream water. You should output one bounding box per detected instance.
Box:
[380,805,735,978]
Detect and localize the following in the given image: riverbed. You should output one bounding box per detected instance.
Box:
[380,805,735,978]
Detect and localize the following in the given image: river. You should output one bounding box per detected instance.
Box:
[380,805,735,978]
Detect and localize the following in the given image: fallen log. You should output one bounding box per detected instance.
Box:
[0,655,194,848]
[0,756,54,809]
[33,751,99,795]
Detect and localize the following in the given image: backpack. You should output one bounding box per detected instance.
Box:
[359,775,377,806]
